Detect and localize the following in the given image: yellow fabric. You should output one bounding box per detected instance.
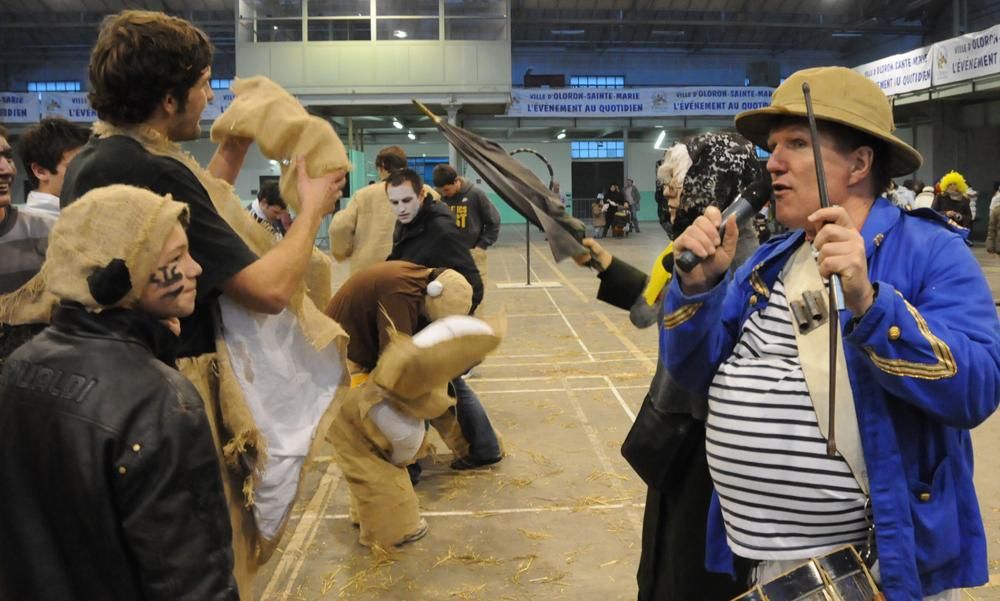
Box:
[209,76,352,214]
[329,182,439,274]
[44,185,189,310]
[351,372,370,388]
[938,171,969,194]
[734,66,922,177]
[642,243,674,307]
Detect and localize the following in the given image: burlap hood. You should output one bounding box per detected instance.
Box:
[45,184,189,309]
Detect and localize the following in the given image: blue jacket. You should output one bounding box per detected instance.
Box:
[661,198,1000,600]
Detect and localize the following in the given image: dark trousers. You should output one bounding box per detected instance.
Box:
[450,376,500,460]
[636,421,751,601]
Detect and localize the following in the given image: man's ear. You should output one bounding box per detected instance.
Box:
[30,162,51,184]
[848,146,874,186]
[160,92,180,118]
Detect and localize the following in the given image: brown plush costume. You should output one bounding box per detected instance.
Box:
[326,262,502,546]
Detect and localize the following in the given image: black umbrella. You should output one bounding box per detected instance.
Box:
[413,99,589,263]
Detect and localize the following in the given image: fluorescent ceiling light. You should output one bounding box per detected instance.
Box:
[651,29,685,37]
[831,30,863,37]
[551,29,585,35]
[407,131,416,140]
[393,29,408,38]
[556,130,566,140]
[272,25,278,30]
[392,118,403,129]
[654,129,667,149]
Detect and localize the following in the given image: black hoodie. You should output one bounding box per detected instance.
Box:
[388,197,484,310]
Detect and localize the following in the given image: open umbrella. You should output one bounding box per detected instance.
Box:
[413,99,589,263]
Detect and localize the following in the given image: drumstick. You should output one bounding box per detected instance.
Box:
[802,82,843,458]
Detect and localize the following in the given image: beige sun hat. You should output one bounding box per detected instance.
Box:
[734,66,922,177]
[45,184,190,309]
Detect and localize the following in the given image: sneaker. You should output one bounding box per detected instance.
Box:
[396,518,429,547]
[450,454,503,470]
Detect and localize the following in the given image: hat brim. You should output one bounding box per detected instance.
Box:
[735,105,923,178]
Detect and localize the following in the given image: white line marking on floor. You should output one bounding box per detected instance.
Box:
[544,287,595,361]
[563,378,642,535]
[476,385,650,395]
[322,503,646,520]
[528,241,590,303]
[259,461,342,601]
[490,349,655,360]
[603,376,638,422]
[593,311,657,372]
[483,356,654,368]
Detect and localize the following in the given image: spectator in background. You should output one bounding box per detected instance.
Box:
[624,177,641,233]
[592,192,609,238]
[552,180,567,208]
[892,178,916,209]
[0,124,54,295]
[18,117,90,218]
[985,182,1000,254]
[932,170,973,228]
[432,164,500,299]
[248,181,287,238]
[913,183,935,209]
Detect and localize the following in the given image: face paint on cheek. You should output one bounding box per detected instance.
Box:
[149,263,186,300]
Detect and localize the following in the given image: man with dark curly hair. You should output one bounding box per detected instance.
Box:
[62,10,345,359]
[18,117,90,217]
[60,11,347,600]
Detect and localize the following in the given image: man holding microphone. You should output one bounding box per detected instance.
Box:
[661,67,1000,601]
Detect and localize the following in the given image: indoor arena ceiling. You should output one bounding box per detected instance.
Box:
[0,0,973,59]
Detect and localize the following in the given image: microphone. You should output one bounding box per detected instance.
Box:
[675,179,773,272]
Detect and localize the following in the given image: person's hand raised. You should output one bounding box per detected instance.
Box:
[672,206,737,294]
[809,206,874,317]
[296,156,346,217]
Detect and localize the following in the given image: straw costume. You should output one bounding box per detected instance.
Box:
[326,262,502,547]
[51,76,353,599]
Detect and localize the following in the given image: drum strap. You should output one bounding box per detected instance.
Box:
[781,243,870,496]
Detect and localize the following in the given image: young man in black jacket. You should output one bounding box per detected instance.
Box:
[387,169,484,311]
[0,184,238,601]
[385,169,502,470]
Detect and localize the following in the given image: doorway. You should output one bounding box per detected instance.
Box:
[570,161,625,220]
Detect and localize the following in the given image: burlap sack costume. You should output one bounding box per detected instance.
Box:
[210,75,350,214]
[329,183,440,275]
[330,314,505,547]
[90,84,350,598]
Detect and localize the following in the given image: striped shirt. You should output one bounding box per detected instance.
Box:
[0,207,54,295]
[706,276,869,560]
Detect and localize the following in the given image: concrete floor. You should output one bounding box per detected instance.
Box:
[255,223,1000,601]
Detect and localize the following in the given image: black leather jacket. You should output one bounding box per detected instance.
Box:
[0,304,238,601]
[389,197,484,310]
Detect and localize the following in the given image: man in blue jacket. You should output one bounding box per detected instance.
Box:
[664,66,1000,600]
